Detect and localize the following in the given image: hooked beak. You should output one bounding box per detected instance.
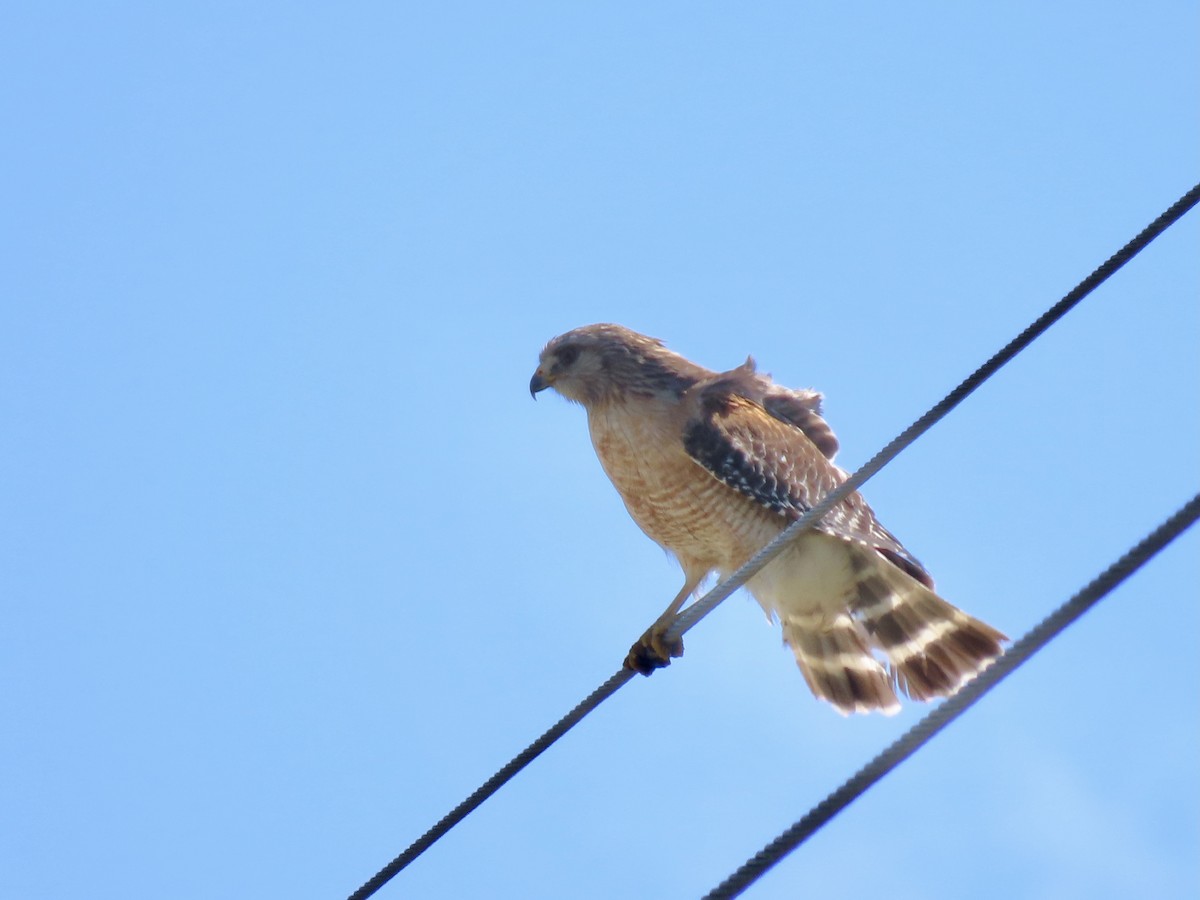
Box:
[529,371,551,399]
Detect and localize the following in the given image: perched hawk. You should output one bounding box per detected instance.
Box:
[530,323,1006,715]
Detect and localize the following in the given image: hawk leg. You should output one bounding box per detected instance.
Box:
[624,578,700,675]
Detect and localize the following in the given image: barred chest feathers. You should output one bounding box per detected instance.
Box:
[586,402,779,573]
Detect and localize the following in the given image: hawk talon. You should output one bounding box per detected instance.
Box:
[652,630,684,661]
[624,627,684,676]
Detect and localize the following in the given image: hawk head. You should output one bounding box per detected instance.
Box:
[530,324,707,406]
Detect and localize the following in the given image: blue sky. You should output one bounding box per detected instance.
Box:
[2,4,1197,899]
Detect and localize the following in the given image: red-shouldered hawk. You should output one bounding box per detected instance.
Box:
[530,323,1006,715]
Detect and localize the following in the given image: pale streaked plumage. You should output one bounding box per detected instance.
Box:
[530,323,1005,715]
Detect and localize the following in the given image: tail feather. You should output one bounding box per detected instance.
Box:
[763,537,1006,716]
[850,553,1007,703]
[782,613,901,716]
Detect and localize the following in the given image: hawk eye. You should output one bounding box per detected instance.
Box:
[556,345,580,367]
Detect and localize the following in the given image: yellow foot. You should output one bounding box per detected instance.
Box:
[623,624,684,675]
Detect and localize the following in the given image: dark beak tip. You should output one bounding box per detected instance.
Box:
[529,373,547,399]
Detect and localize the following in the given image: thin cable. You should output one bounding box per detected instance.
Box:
[345,182,1199,900]
[346,669,634,900]
[668,180,1200,641]
[703,491,1200,900]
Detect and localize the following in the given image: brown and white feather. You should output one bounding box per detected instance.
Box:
[533,324,1005,715]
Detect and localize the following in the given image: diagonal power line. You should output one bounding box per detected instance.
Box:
[346,181,1200,900]
[703,491,1200,899]
[666,180,1200,642]
[346,668,636,900]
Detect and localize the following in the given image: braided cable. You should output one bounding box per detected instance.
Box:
[345,182,1199,899]
[668,181,1200,641]
[703,491,1200,899]
[346,669,634,900]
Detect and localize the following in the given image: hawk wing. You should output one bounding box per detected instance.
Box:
[716,356,840,460]
[679,365,933,587]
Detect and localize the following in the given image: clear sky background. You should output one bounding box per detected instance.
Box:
[2,4,1197,899]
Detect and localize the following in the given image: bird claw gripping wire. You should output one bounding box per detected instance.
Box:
[624,620,685,675]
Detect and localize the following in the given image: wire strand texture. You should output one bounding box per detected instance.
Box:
[667,179,1200,642]
[703,491,1200,899]
[346,180,1200,900]
[346,670,635,900]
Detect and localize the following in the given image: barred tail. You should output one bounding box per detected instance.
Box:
[850,553,1007,703]
[781,612,901,716]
